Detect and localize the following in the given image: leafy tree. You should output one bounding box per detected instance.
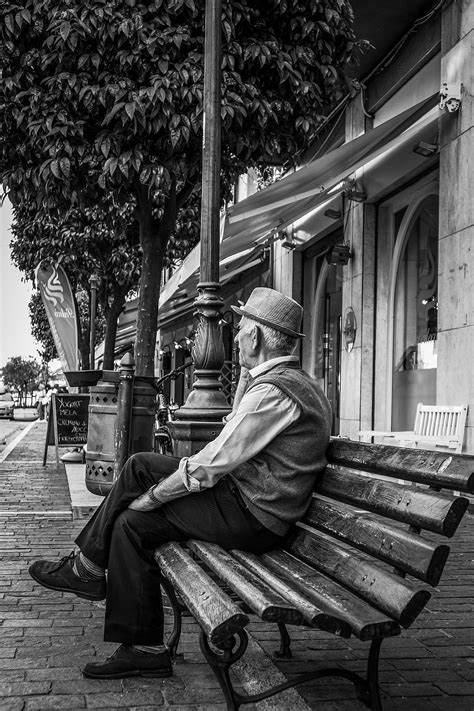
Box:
[3,355,42,406]
[11,194,141,368]
[1,0,362,376]
[28,291,58,363]
[12,187,200,368]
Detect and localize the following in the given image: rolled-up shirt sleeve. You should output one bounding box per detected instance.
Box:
[152,383,299,504]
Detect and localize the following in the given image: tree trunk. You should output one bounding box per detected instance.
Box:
[134,183,176,377]
[79,324,90,370]
[102,284,129,370]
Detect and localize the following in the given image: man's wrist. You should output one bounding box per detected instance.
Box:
[147,485,163,506]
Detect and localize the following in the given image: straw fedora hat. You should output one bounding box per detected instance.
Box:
[231,287,305,338]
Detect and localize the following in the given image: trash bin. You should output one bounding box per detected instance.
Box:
[85,371,155,496]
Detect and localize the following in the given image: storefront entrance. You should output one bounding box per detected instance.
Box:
[391,194,439,430]
[303,234,343,435]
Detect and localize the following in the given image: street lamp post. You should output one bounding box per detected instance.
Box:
[169,0,230,456]
[89,274,99,370]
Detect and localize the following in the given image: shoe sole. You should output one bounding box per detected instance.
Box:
[82,667,172,679]
[29,567,106,601]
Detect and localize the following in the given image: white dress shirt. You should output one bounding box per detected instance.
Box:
[152,355,300,504]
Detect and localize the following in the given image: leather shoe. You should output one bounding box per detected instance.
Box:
[82,645,172,679]
[29,551,106,601]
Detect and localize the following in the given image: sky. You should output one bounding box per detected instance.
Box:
[0,198,41,367]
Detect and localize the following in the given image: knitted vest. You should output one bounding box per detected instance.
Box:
[229,365,332,536]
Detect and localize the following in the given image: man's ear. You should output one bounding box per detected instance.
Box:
[252,324,261,349]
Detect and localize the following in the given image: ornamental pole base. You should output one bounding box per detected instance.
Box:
[167,420,225,459]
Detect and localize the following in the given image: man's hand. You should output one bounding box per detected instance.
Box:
[127,487,161,512]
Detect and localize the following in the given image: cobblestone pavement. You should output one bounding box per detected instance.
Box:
[0,421,473,710]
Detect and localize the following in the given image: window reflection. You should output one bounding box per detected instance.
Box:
[392,195,438,430]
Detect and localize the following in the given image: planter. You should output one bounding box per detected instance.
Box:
[64,370,103,388]
[85,371,156,496]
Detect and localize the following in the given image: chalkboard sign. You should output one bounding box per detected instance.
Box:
[43,393,90,465]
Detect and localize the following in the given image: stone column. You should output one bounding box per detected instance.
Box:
[339,96,377,440]
[437,1,474,451]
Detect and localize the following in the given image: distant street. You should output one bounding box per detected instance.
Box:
[0,413,36,449]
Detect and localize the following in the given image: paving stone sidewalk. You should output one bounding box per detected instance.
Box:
[1,421,473,710]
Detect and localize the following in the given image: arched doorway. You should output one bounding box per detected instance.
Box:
[312,258,343,435]
[391,194,438,430]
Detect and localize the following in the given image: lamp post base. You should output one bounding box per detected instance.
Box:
[167,420,225,458]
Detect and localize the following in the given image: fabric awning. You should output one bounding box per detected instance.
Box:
[98,93,438,358]
[164,93,437,287]
[222,94,437,257]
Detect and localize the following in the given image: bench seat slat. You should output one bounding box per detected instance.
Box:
[305,497,450,586]
[188,540,303,625]
[317,466,469,537]
[261,550,401,641]
[231,550,351,637]
[285,528,431,628]
[327,440,474,493]
[155,542,249,645]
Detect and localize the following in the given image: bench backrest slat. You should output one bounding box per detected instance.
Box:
[262,549,401,641]
[285,527,430,628]
[317,466,469,537]
[304,497,450,586]
[155,543,248,645]
[326,440,474,493]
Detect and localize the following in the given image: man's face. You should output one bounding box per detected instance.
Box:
[235,317,256,369]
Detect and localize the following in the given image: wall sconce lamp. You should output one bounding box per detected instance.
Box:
[343,307,357,353]
[326,243,353,266]
[259,244,271,262]
[184,335,194,347]
[439,81,461,112]
[324,208,342,220]
[413,140,437,157]
[173,340,183,350]
[347,187,367,203]
[344,180,367,203]
[276,230,296,251]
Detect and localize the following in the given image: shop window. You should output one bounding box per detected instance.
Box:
[392,195,438,430]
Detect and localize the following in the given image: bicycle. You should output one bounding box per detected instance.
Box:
[152,363,191,456]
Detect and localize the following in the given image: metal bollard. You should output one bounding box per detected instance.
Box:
[114,353,135,481]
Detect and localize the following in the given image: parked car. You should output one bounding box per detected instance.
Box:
[0,392,15,419]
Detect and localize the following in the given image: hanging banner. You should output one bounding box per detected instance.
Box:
[35,261,80,373]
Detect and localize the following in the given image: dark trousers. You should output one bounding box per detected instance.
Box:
[75,452,283,645]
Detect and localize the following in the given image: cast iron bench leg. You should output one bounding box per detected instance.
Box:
[161,578,183,660]
[275,621,292,658]
[199,629,249,710]
[199,625,384,710]
[365,638,383,710]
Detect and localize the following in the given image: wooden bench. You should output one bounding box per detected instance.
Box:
[154,439,474,710]
[359,403,469,454]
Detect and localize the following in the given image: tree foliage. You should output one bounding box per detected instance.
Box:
[3,355,42,405]
[28,291,58,363]
[1,0,361,375]
[12,195,141,368]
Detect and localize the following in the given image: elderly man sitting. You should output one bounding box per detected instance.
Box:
[29,287,332,680]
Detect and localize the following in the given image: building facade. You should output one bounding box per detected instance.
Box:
[107,0,474,453]
[293,0,474,451]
